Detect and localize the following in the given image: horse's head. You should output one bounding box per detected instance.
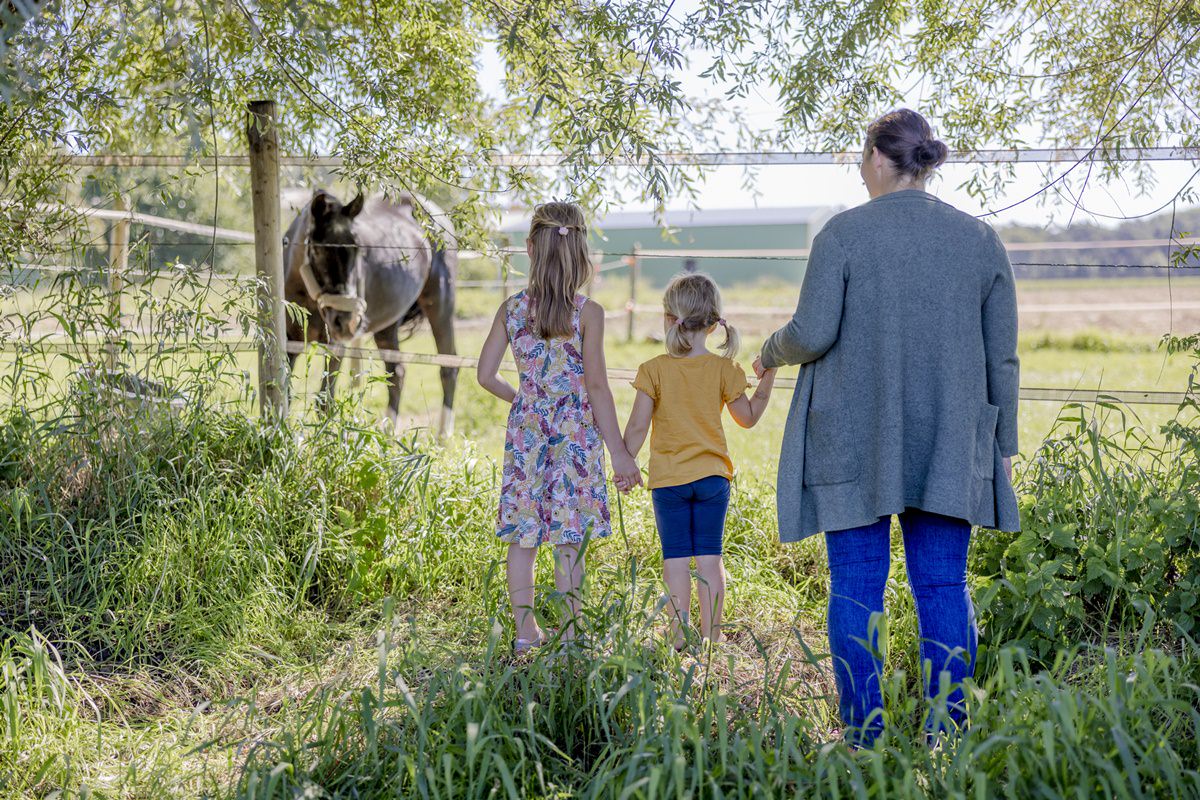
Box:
[303,190,367,341]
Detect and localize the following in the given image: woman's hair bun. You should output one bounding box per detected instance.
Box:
[865,108,948,179]
[915,138,949,168]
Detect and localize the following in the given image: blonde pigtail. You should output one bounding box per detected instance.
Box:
[665,319,694,358]
[718,319,740,360]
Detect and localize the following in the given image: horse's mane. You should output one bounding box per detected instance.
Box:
[380,192,456,343]
[384,191,456,246]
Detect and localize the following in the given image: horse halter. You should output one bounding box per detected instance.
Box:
[299,233,368,319]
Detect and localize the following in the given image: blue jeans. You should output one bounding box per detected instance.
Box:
[825,509,976,745]
[650,476,730,559]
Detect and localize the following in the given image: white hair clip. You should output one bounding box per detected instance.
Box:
[557,226,569,236]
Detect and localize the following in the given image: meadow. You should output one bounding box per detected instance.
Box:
[2,274,1200,798]
[372,275,1200,473]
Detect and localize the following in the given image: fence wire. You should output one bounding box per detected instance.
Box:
[9,145,1200,410]
[6,336,1194,406]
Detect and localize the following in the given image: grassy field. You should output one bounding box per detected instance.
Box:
[8,317,1194,476]
[300,312,1197,481]
[339,274,1200,461]
[11,274,1199,473]
[2,275,1200,798]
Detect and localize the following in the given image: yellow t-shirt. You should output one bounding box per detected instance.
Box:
[631,353,750,490]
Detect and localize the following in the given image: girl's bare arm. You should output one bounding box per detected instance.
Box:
[581,301,642,489]
[476,306,516,403]
[727,369,776,428]
[623,391,654,458]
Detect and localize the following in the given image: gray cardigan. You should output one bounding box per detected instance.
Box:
[761,189,1021,541]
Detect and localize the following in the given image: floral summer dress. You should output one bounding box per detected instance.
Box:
[496,291,612,548]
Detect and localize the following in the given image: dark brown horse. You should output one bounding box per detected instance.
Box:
[282,190,458,435]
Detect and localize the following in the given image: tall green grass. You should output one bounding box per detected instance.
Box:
[0,404,462,672]
[2,391,1200,797]
[3,268,1200,797]
[229,597,1200,799]
[972,338,1200,662]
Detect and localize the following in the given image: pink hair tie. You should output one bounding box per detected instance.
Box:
[557,226,569,236]
[717,318,727,326]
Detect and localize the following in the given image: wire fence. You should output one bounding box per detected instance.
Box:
[9,142,1200,409]
[6,335,1194,406]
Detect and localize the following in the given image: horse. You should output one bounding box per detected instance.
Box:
[282,190,458,436]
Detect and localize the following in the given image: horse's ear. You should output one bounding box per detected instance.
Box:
[344,192,366,218]
[311,190,332,221]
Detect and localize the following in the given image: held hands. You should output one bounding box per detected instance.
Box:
[611,449,643,494]
[751,354,775,381]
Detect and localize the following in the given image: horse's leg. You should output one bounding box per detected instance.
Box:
[419,255,458,438]
[311,313,343,415]
[374,321,405,433]
[285,314,304,372]
[284,316,303,411]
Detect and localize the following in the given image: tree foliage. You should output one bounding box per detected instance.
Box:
[2,0,1199,256]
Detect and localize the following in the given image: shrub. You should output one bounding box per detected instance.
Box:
[0,403,429,672]
[973,336,1200,662]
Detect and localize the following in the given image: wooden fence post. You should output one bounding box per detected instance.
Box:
[105,193,130,372]
[626,243,640,342]
[246,99,289,420]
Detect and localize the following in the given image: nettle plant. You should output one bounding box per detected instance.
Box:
[973,320,1200,663]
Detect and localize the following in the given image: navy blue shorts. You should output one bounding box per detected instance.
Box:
[650,475,731,560]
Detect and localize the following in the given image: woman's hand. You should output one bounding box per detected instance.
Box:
[752,354,769,380]
[1003,456,1013,483]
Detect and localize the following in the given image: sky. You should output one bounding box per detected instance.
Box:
[476,8,1199,233]
[673,156,1199,232]
[666,78,1199,231]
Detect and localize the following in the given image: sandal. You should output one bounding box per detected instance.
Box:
[513,628,556,655]
[513,637,543,655]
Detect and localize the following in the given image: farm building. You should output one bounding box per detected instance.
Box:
[496,206,839,287]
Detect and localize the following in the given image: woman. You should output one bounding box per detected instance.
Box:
[756,108,1020,745]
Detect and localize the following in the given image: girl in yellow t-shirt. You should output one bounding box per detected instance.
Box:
[623,273,776,648]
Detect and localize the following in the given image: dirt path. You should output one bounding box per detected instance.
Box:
[1016,280,1200,335]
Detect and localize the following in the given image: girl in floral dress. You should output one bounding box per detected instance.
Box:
[477,201,641,652]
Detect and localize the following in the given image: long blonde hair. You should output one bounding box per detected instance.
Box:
[662,273,740,359]
[526,201,592,339]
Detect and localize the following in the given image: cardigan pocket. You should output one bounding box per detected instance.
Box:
[804,407,861,486]
[974,402,1000,479]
